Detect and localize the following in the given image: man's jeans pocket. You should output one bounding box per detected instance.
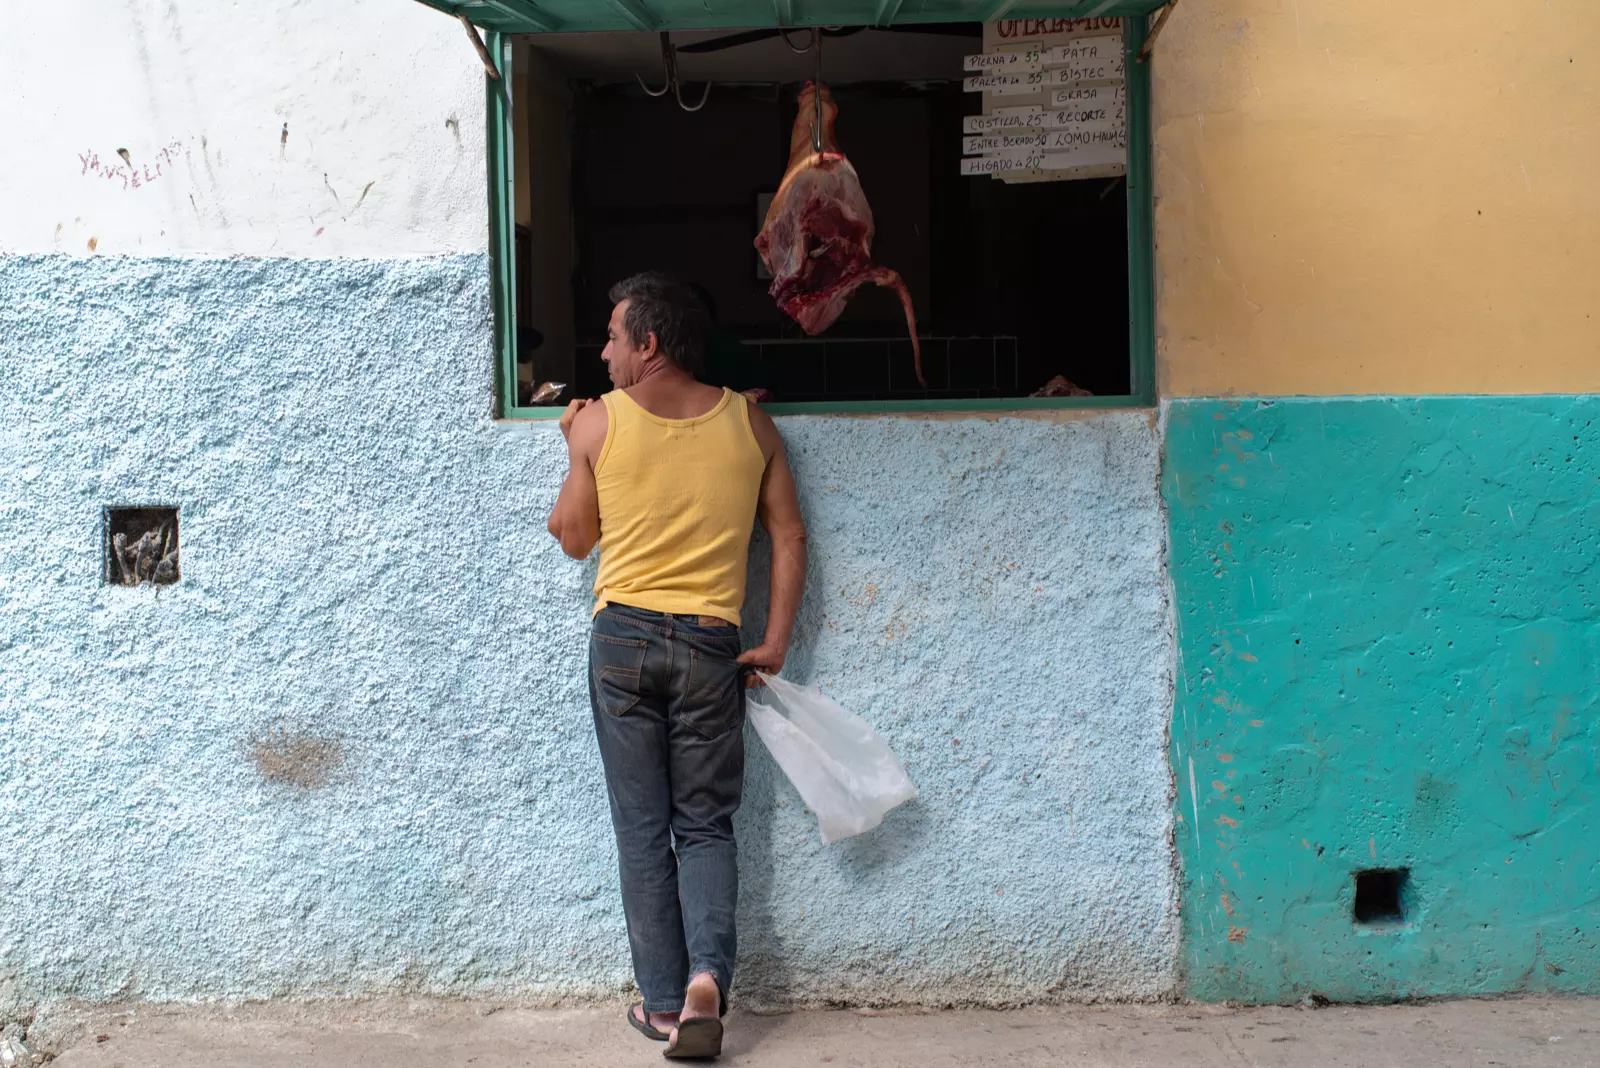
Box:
[591,632,647,716]
[684,647,744,740]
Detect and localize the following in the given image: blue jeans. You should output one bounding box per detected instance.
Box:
[589,603,745,1014]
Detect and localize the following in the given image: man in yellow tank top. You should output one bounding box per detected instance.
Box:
[547,273,807,1060]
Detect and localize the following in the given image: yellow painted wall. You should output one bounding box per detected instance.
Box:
[1153,1,1600,396]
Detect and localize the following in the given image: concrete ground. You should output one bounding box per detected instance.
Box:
[27,996,1597,1067]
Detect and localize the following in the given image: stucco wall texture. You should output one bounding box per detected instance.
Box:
[1153,0,1600,396]
[0,254,1177,1011]
[1165,397,1600,1003]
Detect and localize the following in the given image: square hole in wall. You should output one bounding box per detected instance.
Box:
[1353,868,1409,925]
[105,506,180,586]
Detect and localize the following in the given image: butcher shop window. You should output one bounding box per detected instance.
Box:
[483,16,1155,416]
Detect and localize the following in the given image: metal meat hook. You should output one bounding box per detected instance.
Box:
[637,31,711,112]
[778,26,826,151]
[808,30,824,152]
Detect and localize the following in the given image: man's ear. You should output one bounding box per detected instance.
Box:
[643,331,660,359]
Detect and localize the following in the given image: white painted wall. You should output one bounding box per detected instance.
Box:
[0,0,487,258]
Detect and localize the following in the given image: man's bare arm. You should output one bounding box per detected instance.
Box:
[547,399,606,560]
[737,405,807,679]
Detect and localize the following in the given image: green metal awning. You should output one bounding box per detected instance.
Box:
[414,0,1167,35]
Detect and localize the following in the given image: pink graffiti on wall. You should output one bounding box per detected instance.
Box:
[78,140,187,191]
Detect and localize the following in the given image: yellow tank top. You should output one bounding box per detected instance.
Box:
[592,387,766,625]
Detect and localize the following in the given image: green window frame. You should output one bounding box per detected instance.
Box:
[471,10,1158,418]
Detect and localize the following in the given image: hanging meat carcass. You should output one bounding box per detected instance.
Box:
[755,82,925,387]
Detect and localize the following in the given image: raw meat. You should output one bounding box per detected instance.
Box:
[755,82,925,387]
[1031,375,1094,398]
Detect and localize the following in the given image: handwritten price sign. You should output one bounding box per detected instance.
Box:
[962,21,1128,182]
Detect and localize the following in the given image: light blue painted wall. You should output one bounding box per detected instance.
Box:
[1165,397,1600,1003]
[0,254,1177,1012]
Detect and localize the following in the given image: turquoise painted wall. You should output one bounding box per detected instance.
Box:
[1165,397,1600,1003]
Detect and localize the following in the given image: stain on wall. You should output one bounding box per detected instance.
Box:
[1165,397,1600,1003]
[0,254,1175,1011]
[249,729,345,789]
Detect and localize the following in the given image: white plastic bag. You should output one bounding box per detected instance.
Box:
[747,672,917,844]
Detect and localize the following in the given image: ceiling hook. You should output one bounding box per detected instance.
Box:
[636,31,674,96]
[676,78,712,112]
[780,27,819,54]
[637,30,713,111]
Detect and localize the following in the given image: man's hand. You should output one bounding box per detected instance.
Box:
[736,641,789,687]
[559,398,594,440]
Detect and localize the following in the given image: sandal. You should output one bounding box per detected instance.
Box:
[628,1003,669,1042]
[664,1016,724,1060]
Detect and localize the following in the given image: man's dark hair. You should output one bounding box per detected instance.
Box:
[607,272,708,375]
